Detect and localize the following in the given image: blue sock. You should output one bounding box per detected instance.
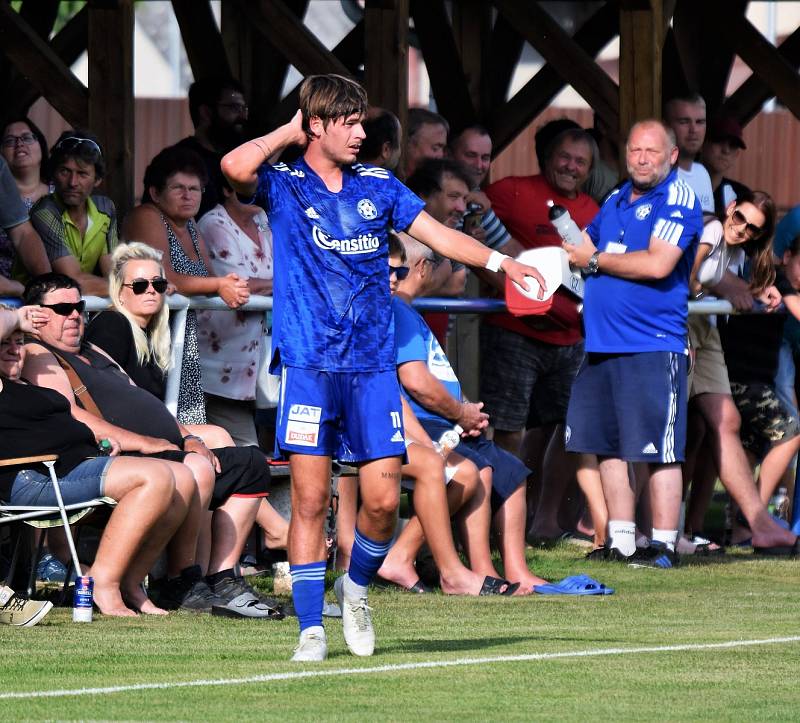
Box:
[290,561,326,632]
[348,527,393,587]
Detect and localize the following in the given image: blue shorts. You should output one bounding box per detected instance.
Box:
[565,351,688,463]
[9,456,114,507]
[276,366,406,463]
[421,419,529,508]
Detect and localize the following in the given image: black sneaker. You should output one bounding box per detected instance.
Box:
[157,565,225,612]
[209,575,285,620]
[629,542,679,569]
[605,546,635,562]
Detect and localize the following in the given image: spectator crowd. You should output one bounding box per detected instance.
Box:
[1,76,799,657]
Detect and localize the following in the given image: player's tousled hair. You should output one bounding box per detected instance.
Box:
[731,189,776,295]
[298,74,368,139]
[108,242,172,374]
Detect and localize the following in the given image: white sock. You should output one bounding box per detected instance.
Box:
[343,573,368,599]
[608,520,636,556]
[301,625,325,638]
[652,528,678,552]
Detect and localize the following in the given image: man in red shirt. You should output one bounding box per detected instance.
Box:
[483,126,599,540]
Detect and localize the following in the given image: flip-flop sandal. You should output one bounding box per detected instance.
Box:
[753,538,800,557]
[479,576,520,596]
[406,579,432,594]
[533,574,614,596]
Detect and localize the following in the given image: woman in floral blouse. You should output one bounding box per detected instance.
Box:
[197,179,273,446]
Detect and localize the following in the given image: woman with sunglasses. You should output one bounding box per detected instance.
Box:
[0,303,195,616]
[121,146,250,425]
[195,178,273,446]
[684,190,783,546]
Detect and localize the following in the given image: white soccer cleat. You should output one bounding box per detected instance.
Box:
[334,575,375,657]
[291,626,328,662]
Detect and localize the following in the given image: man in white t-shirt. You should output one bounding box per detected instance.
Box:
[664,94,715,214]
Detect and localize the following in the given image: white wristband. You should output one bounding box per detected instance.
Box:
[485,250,509,273]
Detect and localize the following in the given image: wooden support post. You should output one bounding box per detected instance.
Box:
[451,0,491,119]
[619,0,663,144]
[364,0,409,133]
[88,0,135,215]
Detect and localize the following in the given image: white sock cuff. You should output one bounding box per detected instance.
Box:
[652,528,678,552]
[608,520,636,556]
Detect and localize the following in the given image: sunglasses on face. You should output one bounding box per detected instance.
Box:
[123,277,169,295]
[41,300,86,316]
[731,209,764,239]
[389,264,409,281]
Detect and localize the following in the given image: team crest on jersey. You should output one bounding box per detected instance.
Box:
[635,204,652,220]
[357,198,378,220]
[305,206,320,219]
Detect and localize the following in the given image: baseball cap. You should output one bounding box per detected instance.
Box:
[707,116,746,150]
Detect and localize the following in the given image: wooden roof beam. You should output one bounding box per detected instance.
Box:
[6,6,88,117]
[721,26,800,124]
[410,0,476,126]
[487,14,524,110]
[727,14,800,122]
[235,0,351,78]
[268,20,365,128]
[487,0,619,155]
[493,0,619,133]
[365,0,409,130]
[172,0,232,81]
[0,2,88,127]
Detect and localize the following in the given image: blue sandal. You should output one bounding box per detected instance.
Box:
[533,574,614,596]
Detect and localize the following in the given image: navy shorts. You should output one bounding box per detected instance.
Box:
[421,419,529,508]
[565,351,688,463]
[9,456,114,507]
[276,366,406,463]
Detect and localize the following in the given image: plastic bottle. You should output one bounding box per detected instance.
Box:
[547,200,583,247]
[771,487,790,522]
[97,439,112,456]
[434,425,464,458]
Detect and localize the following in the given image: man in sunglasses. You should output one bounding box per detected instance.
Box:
[31,129,116,297]
[20,273,286,620]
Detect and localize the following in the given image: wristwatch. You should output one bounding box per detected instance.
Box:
[585,251,601,275]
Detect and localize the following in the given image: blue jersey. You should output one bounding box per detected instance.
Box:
[255,158,425,372]
[583,170,701,354]
[393,296,461,425]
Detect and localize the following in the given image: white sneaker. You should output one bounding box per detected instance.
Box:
[291,626,328,662]
[334,575,375,657]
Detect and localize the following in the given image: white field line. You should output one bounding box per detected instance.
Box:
[3,635,800,701]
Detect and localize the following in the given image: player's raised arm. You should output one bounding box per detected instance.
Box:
[221,110,308,196]
[407,209,547,298]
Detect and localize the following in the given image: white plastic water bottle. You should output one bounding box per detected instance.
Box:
[434,425,464,458]
[547,200,583,247]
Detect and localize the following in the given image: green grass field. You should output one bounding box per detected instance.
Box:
[3,545,800,721]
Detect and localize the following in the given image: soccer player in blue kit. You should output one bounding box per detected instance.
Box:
[222,74,544,661]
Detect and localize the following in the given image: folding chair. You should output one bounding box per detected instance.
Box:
[0,454,115,599]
